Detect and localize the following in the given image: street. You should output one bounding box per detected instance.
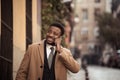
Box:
[67,65,120,80]
[88,65,120,80]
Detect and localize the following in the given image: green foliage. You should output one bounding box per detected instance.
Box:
[97,13,120,49]
[41,0,69,47]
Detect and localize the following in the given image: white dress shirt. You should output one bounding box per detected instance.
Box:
[46,44,56,59]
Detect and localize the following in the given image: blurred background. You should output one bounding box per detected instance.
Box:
[0,0,120,80]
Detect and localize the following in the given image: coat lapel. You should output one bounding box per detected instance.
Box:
[38,40,45,65]
[55,46,63,66]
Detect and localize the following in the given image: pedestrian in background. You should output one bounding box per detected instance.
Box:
[16,22,80,80]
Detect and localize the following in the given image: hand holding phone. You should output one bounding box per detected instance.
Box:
[55,37,62,53]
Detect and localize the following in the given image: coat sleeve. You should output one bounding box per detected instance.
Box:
[15,45,32,80]
[58,48,80,73]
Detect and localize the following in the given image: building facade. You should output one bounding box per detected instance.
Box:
[73,0,106,55]
[0,0,41,80]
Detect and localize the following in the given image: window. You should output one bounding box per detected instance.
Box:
[94,27,99,37]
[1,0,13,79]
[95,0,101,3]
[81,27,88,40]
[82,9,88,21]
[76,0,83,3]
[81,27,88,35]
[94,8,101,20]
[26,0,32,49]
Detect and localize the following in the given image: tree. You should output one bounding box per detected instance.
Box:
[41,0,71,47]
[41,0,69,38]
[97,13,120,50]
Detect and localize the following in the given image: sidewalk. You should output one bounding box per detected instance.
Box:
[67,69,85,80]
[67,58,86,80]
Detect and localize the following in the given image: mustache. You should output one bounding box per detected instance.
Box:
[47,36,56,40]
[47,35,59,40]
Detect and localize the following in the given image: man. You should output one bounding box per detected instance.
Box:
[16,22,80,80]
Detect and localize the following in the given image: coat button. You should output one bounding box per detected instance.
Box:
[38,77,40,80]
[40,66,43,68]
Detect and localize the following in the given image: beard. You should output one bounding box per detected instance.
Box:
[47,42,56,46]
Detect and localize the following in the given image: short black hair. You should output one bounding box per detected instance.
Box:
[50,22,64,36]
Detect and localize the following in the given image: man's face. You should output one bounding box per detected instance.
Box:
[46,26,61,44]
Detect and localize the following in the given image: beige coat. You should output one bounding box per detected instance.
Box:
[16,40,80,80]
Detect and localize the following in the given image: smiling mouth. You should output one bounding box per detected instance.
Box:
[48,38,53,41]
[47,37,54,42]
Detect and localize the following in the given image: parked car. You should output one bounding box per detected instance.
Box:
[107,50,120,69]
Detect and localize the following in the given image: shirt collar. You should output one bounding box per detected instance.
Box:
[46,43,56,50]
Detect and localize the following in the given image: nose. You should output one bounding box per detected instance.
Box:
[49,32,54,37]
